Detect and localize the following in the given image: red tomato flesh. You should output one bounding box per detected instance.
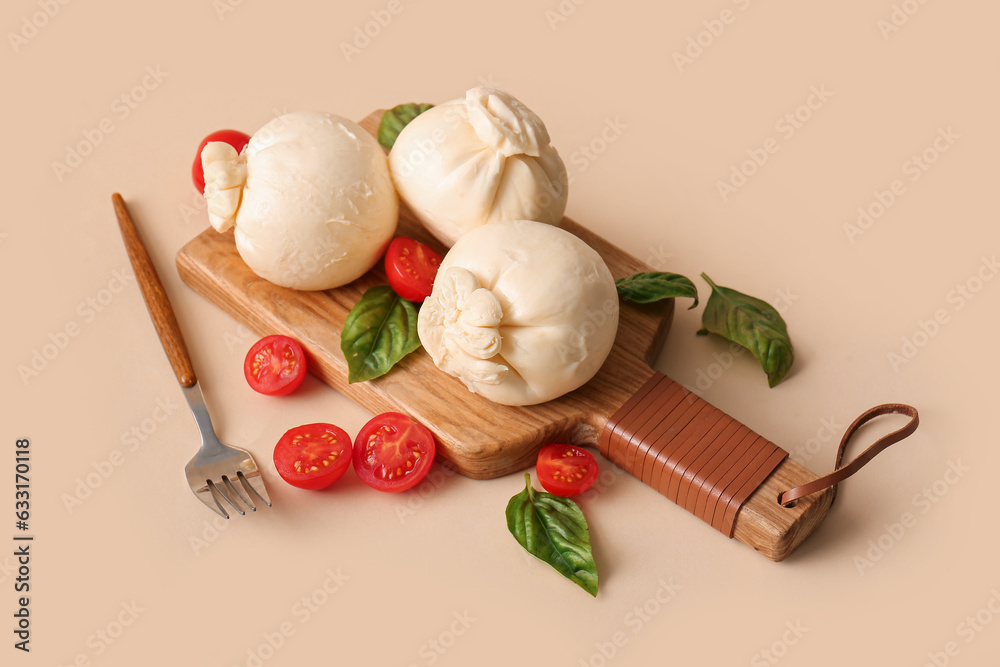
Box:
[353,412,435,492]
[384,237,442,303]
[536,444,599,497]
[244,335,307,396]
[192,129,251,193]
[273,423,352,490]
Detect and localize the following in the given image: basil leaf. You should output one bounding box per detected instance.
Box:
[377,103,434,149]
[341,286,422,383]
[616,272,699,309]
[505,473,598,596]
[696,273,794,388]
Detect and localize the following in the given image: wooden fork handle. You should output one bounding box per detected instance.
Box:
[113,193,198,387]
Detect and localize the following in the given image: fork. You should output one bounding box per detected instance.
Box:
[112,193,271,518]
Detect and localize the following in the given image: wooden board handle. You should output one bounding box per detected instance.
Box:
[588,366,833,561]
[113,193,197,387]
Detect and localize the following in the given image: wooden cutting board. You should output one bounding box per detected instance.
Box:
[176,111,833,561]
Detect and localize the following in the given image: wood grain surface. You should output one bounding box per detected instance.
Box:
[176,211,672,477]
[175,111,832,560]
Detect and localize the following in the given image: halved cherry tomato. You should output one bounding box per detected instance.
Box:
[384,237,442,303]
[273,423,352,490]
[536,444,600,497]
[353,412,435,492]
[192,129,251,193]
[244,335,307,396]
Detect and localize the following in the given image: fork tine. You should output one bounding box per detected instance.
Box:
[239,470,272,508]
[191,482,230,519]
[209,479,245,516]
[223,475,255,512]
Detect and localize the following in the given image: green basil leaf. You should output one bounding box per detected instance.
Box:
[505,473,598,596]
[377,103,434,150]
[616,272,699,309]
[697,273,794,388]
[341,285,422,383]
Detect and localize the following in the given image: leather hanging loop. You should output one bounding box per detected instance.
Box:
[778,403,920,507]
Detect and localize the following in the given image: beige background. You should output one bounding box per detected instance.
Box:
[3,0,997,664]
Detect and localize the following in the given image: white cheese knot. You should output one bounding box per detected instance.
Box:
[465,88,549,158]
[422,267,508,386]
[417,220,619,407]
[201,142,246,232]
[388,87,568,247]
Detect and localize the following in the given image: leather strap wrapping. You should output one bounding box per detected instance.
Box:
[600,372,787,538]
